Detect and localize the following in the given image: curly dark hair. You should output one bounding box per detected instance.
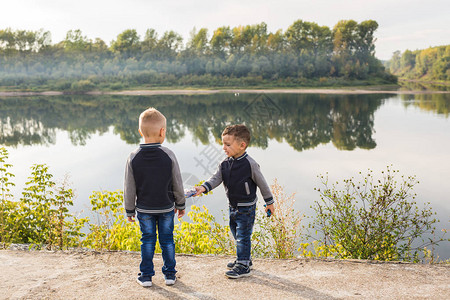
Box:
[222,124,251,146]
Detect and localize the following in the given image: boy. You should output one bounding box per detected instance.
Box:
[124,107,185,287]
[194,124,275,279]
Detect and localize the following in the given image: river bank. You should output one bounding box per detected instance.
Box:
[1,249,449,300]
[1,87,450,97]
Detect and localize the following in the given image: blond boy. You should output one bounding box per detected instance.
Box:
[124,107,185,287]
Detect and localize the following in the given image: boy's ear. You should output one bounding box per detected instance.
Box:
[160,127,166,137]
[138,128,143,137]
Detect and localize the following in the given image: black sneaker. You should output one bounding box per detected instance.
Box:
[136,273,152,287]
[225,263,251,279]
[164,274,177,286]
[227,260,253,270]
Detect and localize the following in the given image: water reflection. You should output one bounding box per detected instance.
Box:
[400,93,450,116]
[1,93,448,150]
[399,81,450,92]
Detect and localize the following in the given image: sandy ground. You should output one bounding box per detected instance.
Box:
[0,88,449,97]
[1,249,449,300]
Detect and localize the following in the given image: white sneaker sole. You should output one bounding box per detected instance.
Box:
[136,278,152,287]
[165,277,177,286]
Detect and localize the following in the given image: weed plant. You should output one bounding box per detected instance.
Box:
[0,147,87,249]
[252,179,302,258]
[308,166,448,262]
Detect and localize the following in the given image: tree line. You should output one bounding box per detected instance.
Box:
[387,45,449,81]
[0,20,396,91]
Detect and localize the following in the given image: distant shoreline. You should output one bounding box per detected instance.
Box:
[1,88,450,97]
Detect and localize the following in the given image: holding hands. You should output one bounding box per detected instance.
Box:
[193,185,206,196]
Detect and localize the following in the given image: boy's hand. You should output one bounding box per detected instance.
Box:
[265,204,275,216]
[193,185,206,196]
[175,209,185,219]
[127,216,135,222]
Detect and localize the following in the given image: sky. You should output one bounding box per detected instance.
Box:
[1,0,449,60]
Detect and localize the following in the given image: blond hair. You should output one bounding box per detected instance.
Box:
[139,107,166,138]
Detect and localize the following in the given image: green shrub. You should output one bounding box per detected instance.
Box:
[83,189,233,254]
[0,147,87,248]
[83,190,141,251]
[70,79,95,92]
[174,205,234,255]
[54,79,72,91]
[109,82,124,90]
[0,147,17,244]
[310,166,446,262]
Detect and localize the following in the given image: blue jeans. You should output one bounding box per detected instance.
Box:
[137,210,176,277]
[229,204,256,266]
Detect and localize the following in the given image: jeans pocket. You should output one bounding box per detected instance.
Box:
[237,205,255,216]
[163,210,175,217]
[137,212,153,222]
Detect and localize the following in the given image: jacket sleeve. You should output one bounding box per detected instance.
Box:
[123,155,137,217]
[250,159,274,205]
[170,152,186,210]
[202,164,223,193]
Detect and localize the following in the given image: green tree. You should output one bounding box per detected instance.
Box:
[0,28,16,53]
[187,27,209,55]
[267,29,285,53]
[285,20,331,56]
[331,20,358,77]
[63,29,91,52]
[401,50,416,72]
[249,22,269,54]
[355,20,378,62]
[432,56,449,80]
[210,26,232,58]
[91,38,108,53]
[332,20,358,54]
[141,28,158,56]
[388,45,449,81]
[111,29,141,57]
[155,30,183,60]
[389,50,401,73]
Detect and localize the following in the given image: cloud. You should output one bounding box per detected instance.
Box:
[380,29,450,42]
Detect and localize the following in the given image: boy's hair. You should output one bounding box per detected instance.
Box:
[222,124,251,147]
[139,107,166,138]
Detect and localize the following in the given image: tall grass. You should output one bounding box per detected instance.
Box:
[252,179,302,258]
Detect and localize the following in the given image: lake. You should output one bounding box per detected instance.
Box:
[1,92,449,259]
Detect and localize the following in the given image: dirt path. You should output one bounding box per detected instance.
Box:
[1,249,449,300]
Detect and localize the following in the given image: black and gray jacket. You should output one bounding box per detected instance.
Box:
[124,143,185,217]
[202,152,274,208]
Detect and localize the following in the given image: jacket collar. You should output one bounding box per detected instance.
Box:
[229,152,248,161]
[140,143,161,148]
